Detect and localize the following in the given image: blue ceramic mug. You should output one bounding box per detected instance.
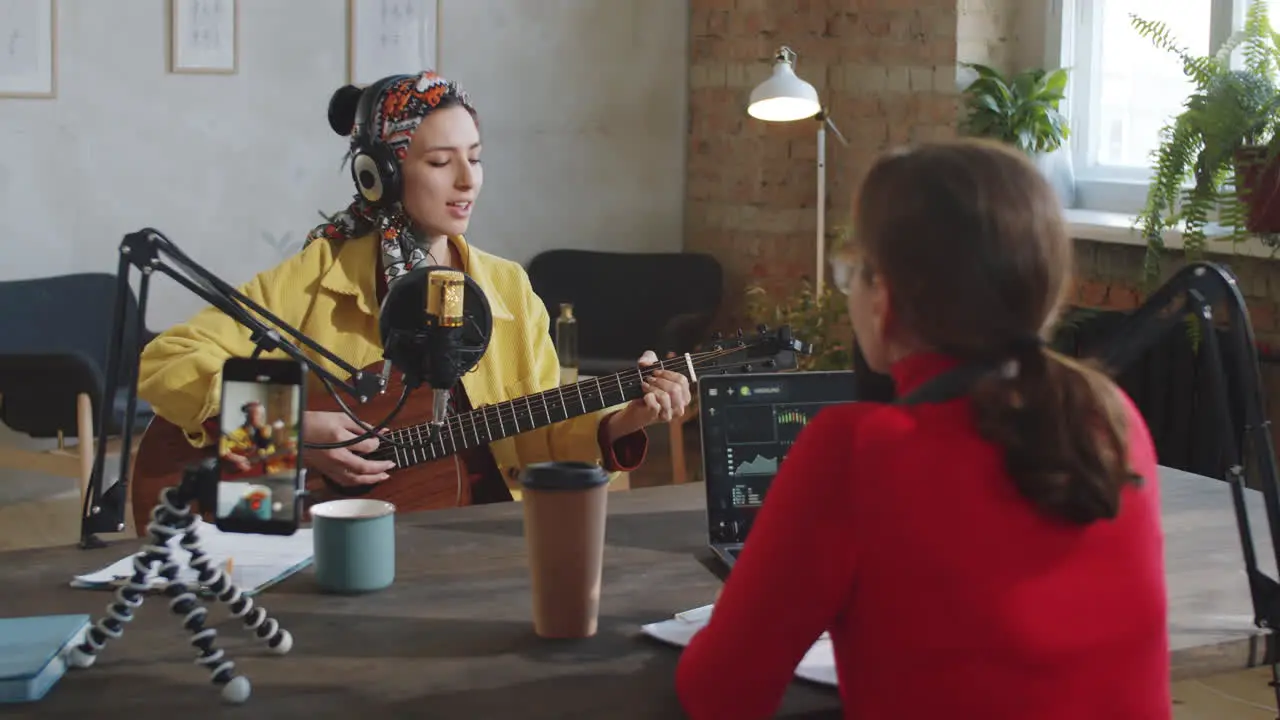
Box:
[310,498,396,594]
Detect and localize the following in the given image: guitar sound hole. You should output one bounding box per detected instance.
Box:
[321,474,373,497]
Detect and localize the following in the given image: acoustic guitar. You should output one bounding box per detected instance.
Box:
[128,327,809,535]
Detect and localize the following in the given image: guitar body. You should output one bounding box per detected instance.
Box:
[130,361,471,535]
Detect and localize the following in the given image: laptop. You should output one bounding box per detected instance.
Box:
[698,370,860,572]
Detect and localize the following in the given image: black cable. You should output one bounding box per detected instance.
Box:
[301,378,422,450]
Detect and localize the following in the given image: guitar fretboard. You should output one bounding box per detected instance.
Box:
[363,347,742,469]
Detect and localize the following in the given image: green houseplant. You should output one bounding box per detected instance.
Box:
[743,225,853,372]
[1132,0,1280,285]
[959,64,1072,155]
[744,279,851,372]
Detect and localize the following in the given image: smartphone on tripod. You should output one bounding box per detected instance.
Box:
[213,357,306,535]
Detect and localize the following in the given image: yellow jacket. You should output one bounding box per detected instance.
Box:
[137,233,626,485]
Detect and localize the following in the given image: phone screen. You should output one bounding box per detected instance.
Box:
[216,358,304,534]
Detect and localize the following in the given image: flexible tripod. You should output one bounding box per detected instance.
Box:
[66,460,293,704]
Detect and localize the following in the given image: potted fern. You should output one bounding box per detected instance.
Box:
[959,63,1075,205]
[1133,0,1280,284]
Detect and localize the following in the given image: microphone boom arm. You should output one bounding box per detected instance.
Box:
[81,228,386,548]
[1094,262,1280,702]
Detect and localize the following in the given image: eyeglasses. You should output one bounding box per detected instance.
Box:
[830,256,858,296]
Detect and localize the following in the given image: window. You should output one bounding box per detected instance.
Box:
[1062,0,1280,214]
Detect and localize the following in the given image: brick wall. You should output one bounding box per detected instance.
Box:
[1071,240,1280,348]
[686,0,1025,328]
[686,0,962,328]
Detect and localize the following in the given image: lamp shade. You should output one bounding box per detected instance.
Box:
[747,51,821,122]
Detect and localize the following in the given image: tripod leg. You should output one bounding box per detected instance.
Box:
[180,521,294,655]
[157,492,252,704]
[66,503,175,668]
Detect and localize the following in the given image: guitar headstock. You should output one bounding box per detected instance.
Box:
[694,324,814,377]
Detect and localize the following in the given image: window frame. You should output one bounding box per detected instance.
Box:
[1056,0,1248,214]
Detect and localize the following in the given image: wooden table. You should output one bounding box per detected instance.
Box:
[0,466,1274,718]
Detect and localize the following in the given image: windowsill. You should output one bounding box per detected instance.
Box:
[1064,208,1280,261]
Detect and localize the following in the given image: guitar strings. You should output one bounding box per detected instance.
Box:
[368,348,733,460]
[365,345,752,462]
[369,369,682,462]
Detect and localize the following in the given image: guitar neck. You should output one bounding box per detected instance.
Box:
[376,355,698,469]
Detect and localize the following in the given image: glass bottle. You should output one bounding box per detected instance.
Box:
[555,302,579,385]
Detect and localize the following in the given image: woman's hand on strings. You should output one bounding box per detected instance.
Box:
[603,350,692,442]
[300,411,397,486]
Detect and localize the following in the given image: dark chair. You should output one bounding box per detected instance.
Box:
[0,273,157,502]
[526,249,724,376]
[1054,306,1247,482]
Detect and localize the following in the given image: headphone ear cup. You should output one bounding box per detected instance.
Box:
[351,142,401,207]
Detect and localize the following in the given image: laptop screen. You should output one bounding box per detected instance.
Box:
[698,370,859,546]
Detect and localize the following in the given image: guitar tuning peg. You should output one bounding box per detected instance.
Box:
[735,328,744,338]
[757,323,769,335]
[710,331,723,341]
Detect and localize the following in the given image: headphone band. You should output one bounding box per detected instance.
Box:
[353,74,410,151]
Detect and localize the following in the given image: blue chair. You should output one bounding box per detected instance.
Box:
[0,273,156,506]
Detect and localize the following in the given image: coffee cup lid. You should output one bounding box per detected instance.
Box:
[310,498,395,519]
[519,461,609,491]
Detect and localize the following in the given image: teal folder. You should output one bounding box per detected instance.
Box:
[0,614,91,703]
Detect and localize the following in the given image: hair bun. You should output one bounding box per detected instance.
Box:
[327,84,364,136]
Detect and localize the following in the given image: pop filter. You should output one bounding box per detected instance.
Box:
[378,266,493,398]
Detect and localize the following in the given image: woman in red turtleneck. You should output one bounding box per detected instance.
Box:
[675,140,1171,720]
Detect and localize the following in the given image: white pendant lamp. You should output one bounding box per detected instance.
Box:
[746,46,847,296]
[747,47,822,122]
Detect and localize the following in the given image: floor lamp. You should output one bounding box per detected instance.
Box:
[747,46,848,297]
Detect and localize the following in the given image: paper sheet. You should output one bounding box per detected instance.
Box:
[71,518,314,596]
[641,605,837,687]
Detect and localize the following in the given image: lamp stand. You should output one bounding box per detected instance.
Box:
[814,110,848,297]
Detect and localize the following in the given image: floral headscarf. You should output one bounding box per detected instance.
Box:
[305,70,476,287]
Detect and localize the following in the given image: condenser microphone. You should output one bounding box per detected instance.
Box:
[379,266,493,428]
[424,269,464,425]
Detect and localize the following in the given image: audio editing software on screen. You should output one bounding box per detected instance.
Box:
[701,372,857,544]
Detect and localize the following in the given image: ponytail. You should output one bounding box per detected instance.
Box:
[970,346,1142,525]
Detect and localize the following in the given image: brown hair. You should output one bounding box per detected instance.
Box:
[851,138,1141,525]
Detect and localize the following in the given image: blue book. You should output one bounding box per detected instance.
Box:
[0,614,91,703]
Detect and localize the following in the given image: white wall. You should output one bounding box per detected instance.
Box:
[0,0,689,328]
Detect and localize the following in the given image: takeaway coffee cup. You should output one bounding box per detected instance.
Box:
[310,498,396,594]
[519,461,610,638]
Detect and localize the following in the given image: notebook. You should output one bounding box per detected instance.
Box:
[640,604,837,687]
[0,614,91,703]
[70,517,314,596]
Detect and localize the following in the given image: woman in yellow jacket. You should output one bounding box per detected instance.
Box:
[136,70,690,505]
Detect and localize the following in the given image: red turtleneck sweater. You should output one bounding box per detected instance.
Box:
[675,352,1170,719]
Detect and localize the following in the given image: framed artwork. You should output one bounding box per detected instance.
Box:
[0,0,57,98]
[347,0,438,86]
[169,0,238,74]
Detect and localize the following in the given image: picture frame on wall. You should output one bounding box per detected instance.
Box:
[0,0,57,99]
[169,0,238,74]
[347,0,438,86]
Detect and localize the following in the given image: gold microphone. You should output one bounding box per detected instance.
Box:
[426,270,466,329]
[424,269,466,426]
